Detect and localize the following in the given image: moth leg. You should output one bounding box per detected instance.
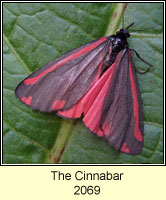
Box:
[129,48,153,67]
[135,67,150,74]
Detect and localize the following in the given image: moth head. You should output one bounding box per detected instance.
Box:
[116,22,134,39]
[116,28,130,40]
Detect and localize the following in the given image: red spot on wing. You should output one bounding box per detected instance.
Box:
[121,142,130,153]
[21,96,32,105]
[129,52,143,142]
[24,37,107,85]
[52,100,66,110]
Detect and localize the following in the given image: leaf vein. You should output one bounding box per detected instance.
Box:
[3,119,48,151]
[3,33,31,74]
[45,4,94,39]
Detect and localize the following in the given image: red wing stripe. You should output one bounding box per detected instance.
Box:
[24,37,107,85]
[129,52,142,142]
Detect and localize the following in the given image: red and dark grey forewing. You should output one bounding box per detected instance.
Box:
[15,37,109,112]
[101,50,144,154]
[83,49,144,154]
[119,51,144,154]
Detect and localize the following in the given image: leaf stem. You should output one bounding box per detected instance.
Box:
[47,119,74,163]
[105,3,127,36]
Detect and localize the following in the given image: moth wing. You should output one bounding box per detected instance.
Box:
[83,49,144,155]
[15,37,109,112]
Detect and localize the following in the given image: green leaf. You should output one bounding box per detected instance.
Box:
[3,3,163,164]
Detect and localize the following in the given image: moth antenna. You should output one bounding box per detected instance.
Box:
[130,24,160,32]
[125,22,134,30]
[122,13,124,29]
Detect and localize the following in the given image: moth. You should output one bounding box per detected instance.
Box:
[15,23,152,155]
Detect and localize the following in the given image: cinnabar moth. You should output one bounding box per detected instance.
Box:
[15,22,152,155]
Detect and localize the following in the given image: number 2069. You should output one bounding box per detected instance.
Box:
[74,185,100,195]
